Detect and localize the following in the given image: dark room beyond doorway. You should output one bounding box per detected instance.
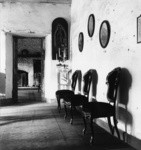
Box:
[13,36,45,103]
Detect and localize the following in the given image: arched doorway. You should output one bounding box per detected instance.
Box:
[18,70,28,87]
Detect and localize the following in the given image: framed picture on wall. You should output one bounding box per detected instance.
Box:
[88,14,95,37]
[78,32,84,52]
[137,15,141,43]
[99,20,111,48]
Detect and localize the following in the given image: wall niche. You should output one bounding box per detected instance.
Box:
[52,17,69,60]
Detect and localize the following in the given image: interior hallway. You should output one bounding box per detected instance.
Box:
[0,89,137,150]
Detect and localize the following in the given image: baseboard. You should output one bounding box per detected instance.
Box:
[96,119,141,150]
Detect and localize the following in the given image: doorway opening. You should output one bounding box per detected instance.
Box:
[13,36,45,103]
[18,70,28,87]
[33,59,41,87]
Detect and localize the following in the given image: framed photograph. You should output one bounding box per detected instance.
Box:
[88,14,95,37]
[99,20,111,48]
[137,15,141,43]
[78,32,84,52]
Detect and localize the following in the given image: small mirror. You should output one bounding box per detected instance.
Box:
[88,14,95,37]
[78,32,84,52]
[99,20,111,48]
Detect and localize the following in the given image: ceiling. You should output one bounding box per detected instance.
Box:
[0,0,71,4]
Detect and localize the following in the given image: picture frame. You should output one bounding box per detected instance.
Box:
[137,15,141,43]
[99,20,111,48]
[88,14,95,37]
[78,32,84,52]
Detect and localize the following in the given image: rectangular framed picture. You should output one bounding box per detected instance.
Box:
[137,15,141,43]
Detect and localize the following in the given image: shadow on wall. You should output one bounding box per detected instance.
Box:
[89,69,98,102]
[91,69,98,100]
[118,68,133,141]
[0,72,6,95]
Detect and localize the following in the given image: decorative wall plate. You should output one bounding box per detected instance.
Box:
[99,20,111,48]
[88,14,95,37]
[78,32,84,52]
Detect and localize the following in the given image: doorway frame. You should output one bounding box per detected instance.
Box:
[12,35,45,102]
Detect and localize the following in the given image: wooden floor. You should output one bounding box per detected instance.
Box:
[0,89,137,150]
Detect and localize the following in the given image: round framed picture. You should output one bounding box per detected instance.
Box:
[78,32,84,52]
[99,20,111,48]
[88,14,95,37]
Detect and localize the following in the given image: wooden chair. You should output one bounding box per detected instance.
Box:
[69,69,97,124]
[56,70,82,113]
[82,67,121,144]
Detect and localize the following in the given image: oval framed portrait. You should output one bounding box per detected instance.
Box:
[99,20,111,48]
[78,32,84,52]
[88,14,95,37]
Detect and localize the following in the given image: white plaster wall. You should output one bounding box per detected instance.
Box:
[44,34,55,101]
[5,33,13,99]
[71,0,141,142]
[0,31,6,96]
[0,3,71,36]
[0,32,12,99]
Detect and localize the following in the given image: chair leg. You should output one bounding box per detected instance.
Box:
[64,103,68,120]
[90,116,94,144]
[107,117,114,135]
[70,105,73,124]
[113,115,120,140]
[56,95,61,112]
[82,115,87,135]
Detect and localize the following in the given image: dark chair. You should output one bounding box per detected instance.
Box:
[69,69,96,124]
[82,67,121,144]
[56,70,82,113]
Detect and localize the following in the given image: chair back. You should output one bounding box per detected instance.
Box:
[71,70,82,92]
[83,69,96,97]
[106,67,121,103]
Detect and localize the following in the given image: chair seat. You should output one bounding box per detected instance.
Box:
[71,94,88,106]
[56,90,74,102]
[56,90,74,95]
[82,102,115,118]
